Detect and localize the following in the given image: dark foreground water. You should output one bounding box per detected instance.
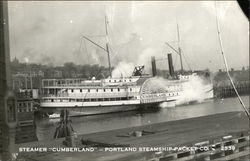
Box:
[36,96,249,141]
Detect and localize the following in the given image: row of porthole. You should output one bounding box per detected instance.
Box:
[108,79,132,83]
[142,92,179,97]
[69,88,133,93]
[169,92,179,96]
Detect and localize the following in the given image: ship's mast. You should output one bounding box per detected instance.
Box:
[177,23,184,73]
[105,15,112,78]
[81,16,112,78]
[165,22,184,74]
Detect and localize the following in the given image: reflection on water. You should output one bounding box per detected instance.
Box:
[36,96,249,140]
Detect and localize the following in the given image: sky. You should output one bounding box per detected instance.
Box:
[8,1,249,72]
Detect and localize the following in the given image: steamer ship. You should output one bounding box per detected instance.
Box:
[39,17,213,117]
[39,66,213,116]
[40,66,179,116]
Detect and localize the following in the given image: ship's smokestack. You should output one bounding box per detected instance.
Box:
[167,53,174,77]
[151,56,157,77]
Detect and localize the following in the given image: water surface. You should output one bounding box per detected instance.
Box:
[36,96,249,140]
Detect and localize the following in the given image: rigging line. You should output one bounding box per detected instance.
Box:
[109,44,123,64]
[83,39,90,63]
[106,19,115,45]
[87,35,106,38]
[183,50,193,69]
[182,52,192,71]
[108,45,118,60]
[215,1,250,117]
[81,35,107,52]
[165,42,179,55]
[162,48,169,70]
[78,37,90,64]
[173,53,177,70]
[78,37,83,56]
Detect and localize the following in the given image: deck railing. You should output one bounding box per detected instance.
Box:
[41,79,137,88]
[41,92,139,99]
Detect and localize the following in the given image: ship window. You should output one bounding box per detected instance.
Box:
[118,88,120,92]
[111,88,113,92]
[96,89,98,92]
[51,99,54,102]
[80,89,82,92]
[109,80,111,82]
[125,80,126,82]
[71,89,74,92]
[88,89,90,92]
[130,88,132,91]
[129,79,131,82]
[104,89,106,92]
[119,80,122,82]
[114,80,116,82]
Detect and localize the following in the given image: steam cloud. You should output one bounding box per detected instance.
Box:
[111,47,158,77]
[158,75,213,108]
[175,75,211,105]
[112,62,135,77]
[111,60,212,107]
